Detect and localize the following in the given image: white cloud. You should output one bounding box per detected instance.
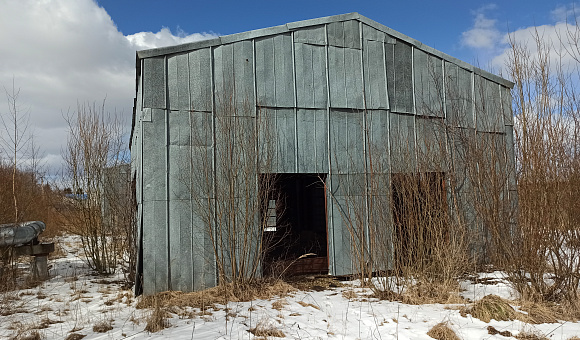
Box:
[0,0,217,179]
[461,5,501,50]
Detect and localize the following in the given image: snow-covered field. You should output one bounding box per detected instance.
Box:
[2,235,580,340]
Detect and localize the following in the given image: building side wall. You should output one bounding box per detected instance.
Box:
[133,18,517,293]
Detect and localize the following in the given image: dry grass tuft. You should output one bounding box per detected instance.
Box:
[11,330,42,340]
[288,276,344,291]
[426,322,460,340]
[342,289,358,300]
[401,281,465,305]
[297,301,320,310]
[138,279,295,310]
[271,299,288,310]
[515,331,549,340]
[248,321,286,338]
[487,326,512,337]
[64,333,86,340]
[92,320,113,333]
[144,303,170,333]
[461,295,522,323]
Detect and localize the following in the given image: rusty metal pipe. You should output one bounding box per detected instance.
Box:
[0,221,46,247]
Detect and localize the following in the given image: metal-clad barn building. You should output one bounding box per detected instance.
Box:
[131,13,516,295]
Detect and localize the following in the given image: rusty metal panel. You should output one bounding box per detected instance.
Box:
[445,62,474,128]
[214,42,255,114]
[330,109,365,173]
[327,20,361,49]
[294,43,328,108]
[414,49,444,116]
[143,57,166,109]
[389,112,416,172]
[189,48,212,112]
[367,110,390,173]
[328,47,364,108]
[389,40,414,114]
[475,75,504,132]
[297,109,328,173]
[293,25,326,45]
[255,34,294,107]
[168,53,189,111]
[363,40,389,109]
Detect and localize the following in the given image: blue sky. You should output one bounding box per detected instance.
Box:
[0,0,576,176]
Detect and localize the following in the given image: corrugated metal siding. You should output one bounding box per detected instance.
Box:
[133,14,518,293]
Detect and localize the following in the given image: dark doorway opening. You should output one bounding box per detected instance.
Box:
[261,173,328,276]
[391,172,448,270]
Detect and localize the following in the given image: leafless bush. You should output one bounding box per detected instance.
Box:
[62,101,135,277]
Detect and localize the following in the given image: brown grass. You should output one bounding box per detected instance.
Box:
[248,321,286,338]
[515,331,549,340]
[144,304,170,333]
[487,326,512,337]
[137,279,295,310]
[426,322,460,340]
[64,334,86,340]
[460,295,522,323]
[271,299,288,310]
[92,320,112,333]
[297,301,320,310]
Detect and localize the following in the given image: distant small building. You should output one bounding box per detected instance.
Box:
[131,13,516,295]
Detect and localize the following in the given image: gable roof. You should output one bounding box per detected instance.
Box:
[136,12,513,88]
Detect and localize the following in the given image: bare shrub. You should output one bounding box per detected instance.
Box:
[62,101,135,277]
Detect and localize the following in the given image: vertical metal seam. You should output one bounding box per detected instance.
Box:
[383,39,390,111]
[164,55,171,290]
[186,51,194,290]
[359,20,371,270]
[291,32,299,172]
[210,45,218,287]
[411,47,418,172]
[324,23,335,275]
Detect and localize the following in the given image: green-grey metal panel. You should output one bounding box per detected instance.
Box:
[169,110,191,147]
[501,86,513,126]
[214,42,255,114]
[445,62,474,128]
[449,128,474,193]
[167,53,189,111]
[142,199,168,294]
[331,173,366,196]
[296,109,328,173]
[327,20,361,49]
[416,117,447,172]
[142,109,166,201]
[362,23,388,42]
[390,41,414,114]
[475,75,504,132]
[329,109,365,173]
[286,12,361,30]
[192,203,217,290]
[143,57,166,109]
[189,48,212,112]
[294,43,328,108]
[385,42,395,111]
[328,196,353,275]
[169,199,192,291]
[363,40,389,109]
[255,34,294,107]
[274,108,296,173]
[293,25,326,46]
[414,49,444,117]
[328,47,364,109]
[367,110,390,173]
[389,112,416,172]
[505,126,516,190]
[368,193,393,271]
[168,143,191,200]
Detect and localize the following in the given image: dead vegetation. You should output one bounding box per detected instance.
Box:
[248,320,286,338]
[426,322,460,340]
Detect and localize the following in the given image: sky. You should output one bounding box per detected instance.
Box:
[0,0,576,180]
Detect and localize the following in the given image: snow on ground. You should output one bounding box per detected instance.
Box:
[1,235,580,340]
